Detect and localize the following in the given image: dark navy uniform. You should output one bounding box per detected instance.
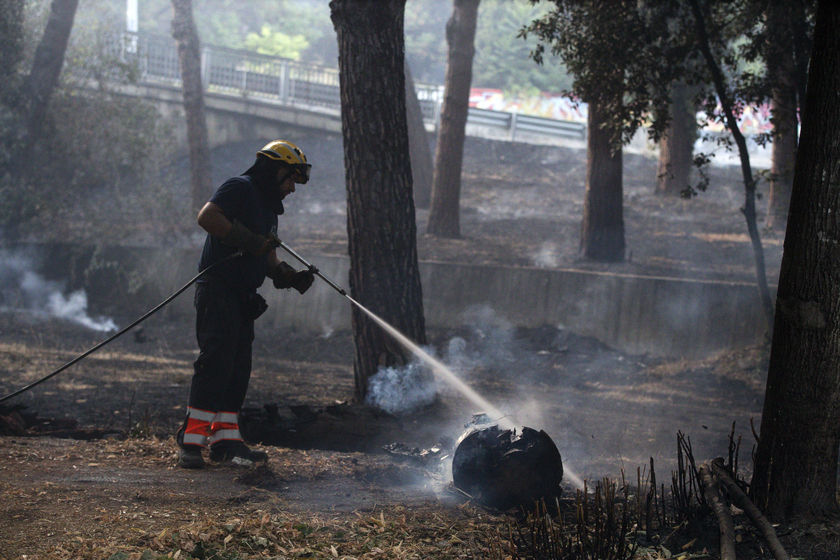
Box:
[183,175,278,449]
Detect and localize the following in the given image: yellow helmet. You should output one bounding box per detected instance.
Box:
[257,140,311,183]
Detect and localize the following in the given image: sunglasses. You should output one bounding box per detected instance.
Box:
[292,163,311,184]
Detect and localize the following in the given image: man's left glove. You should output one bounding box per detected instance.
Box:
[273,262,316,294]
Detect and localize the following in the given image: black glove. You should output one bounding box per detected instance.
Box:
[222,219,276,257]
[273,262,316,294]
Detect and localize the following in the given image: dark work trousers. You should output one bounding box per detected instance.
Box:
[188,282,255,414]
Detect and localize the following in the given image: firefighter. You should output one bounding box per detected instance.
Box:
[177,140,316,469]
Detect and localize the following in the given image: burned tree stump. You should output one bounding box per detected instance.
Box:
[452,425,563,510]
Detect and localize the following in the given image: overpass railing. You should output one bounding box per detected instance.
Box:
[112,33,586,141]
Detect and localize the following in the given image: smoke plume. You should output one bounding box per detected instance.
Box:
[365,356,439,415]
[0,250,118,332]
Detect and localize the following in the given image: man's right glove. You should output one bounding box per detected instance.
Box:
[273,262,316,294]
[222,219,276,257]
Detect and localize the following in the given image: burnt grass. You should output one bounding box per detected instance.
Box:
[1,130,838,559]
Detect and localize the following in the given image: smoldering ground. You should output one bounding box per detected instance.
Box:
[1,130,774,498]
[0,294,765,498]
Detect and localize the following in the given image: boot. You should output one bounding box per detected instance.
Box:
[178,446,205,469]
[176,426,205,469]
[209,441,268,465]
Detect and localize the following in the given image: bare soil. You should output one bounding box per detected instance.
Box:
[2,132,837,559]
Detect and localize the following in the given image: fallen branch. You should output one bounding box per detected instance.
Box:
[698,463,736,560]
[712,458,791,560]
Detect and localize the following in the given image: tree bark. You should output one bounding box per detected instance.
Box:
[751,0,840,520]
[426,0,480,239]
[171,0,213,212]
[765,1,800,231]
[0,0,25,106]
[5,0,76,240]
[580,100,624,262]
[656,82,697,197]
[330,0,427,403]
[405,62,434,210]
[24,0,78,143]
[689,0,774,329]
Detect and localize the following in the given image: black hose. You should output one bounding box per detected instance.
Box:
[0,251,243,405]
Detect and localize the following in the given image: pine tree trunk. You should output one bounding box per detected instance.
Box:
[765,1,800,231]
[426,0,480,238]
[406,63,434,209]
[656,82,696,197]
[171,0,213,212]
[7,0,77,239]
[24,0,78,143]
[330,0,427,403]
[580,100,624,262]
[0,0,25,105]
[751,0,840,520]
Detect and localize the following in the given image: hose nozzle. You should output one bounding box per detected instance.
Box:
[269,233,347,297]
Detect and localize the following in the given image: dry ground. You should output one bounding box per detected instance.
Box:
[2,132,837,559]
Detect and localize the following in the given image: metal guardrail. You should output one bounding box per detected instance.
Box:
[112,33,586,142]
[467,107,586,140]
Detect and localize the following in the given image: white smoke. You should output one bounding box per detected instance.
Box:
[0,250,118,332]
[531,241,560,268]
[366,357,439,415]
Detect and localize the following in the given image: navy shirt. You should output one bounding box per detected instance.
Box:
[198,176,278,293]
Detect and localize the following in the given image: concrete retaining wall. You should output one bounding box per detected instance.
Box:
[17,244,769,358]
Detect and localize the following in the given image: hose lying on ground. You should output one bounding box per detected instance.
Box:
[0,251,243,405]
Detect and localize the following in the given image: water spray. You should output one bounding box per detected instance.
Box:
[2,239,585,488]
[341,292,585,489]
[274,239,586,488]
[268,236,514,425]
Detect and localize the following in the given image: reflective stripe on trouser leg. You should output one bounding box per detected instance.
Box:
[183,406,215,447]
[207,411,243,446]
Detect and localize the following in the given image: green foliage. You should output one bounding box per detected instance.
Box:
[244,24,308,59]
[408,0,571,91]
[474,0,571,94]
[522,0,691,146]
[75,0,570,93]
[128,0,331,57]
[0,3,181,240]
[404,0,448,83]
[12,86,180,236]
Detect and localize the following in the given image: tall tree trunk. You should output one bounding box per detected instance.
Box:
[580,100,624,262]
[426,0,480,239]
[5,0,77,240]
[171,0,213,212]
[656,82,697,197]
[765,1,801,231]
[751,0,840,520]
[689,0,774,328]
[789,0,812,125]
[23,0,78,144]
[405,62,434,209]
[0,0,25,107]
[330,0,427,403]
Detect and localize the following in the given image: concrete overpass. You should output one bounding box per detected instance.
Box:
[98,33,586,153]
[106,78,345,152]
